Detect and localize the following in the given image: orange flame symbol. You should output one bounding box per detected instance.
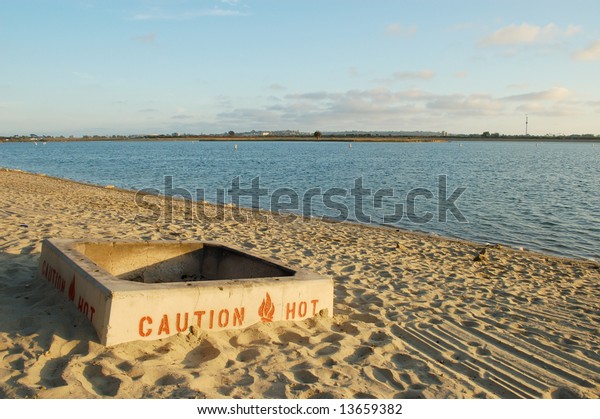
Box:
[258,292,275,322]
[68,276,76,301]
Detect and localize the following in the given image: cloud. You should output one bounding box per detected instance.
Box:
[385,23,417,37]
[217,108,284,125]
[503,87,571,101]
[156,83,593,134]
[286,91,331,101]
[268,83,286,91]
[72,71,99,85]
[132,8,246,20]
[427,93,504,115]
[374,70,435,85]
[348,67,360,77]
[165,78,588,133]
[502,87,579,117]
[134,33,156,44]
[565,26,583,36]
[479,23,581,46]
[393,70,435,80]
[573,40,600,61]
[515,102,579,117]
[218,88,511,131]
[506,82,529,90]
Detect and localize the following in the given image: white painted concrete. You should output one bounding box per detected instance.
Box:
[38,239,334,346]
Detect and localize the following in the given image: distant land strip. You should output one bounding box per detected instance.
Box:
[2,135,600,143]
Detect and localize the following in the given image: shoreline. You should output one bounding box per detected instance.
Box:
[3,168,594,265]
[0,169,599,398]
[3,136,600,143]
[3,136,448,143]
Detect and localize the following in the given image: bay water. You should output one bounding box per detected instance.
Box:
[1,140,598,261]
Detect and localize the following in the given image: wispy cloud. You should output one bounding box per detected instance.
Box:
[515,102,579,117]
[208,83,592,132]
[374,70,434,85]
[427,93,504,115]
[385,23,418,38]
[133,32,157,44]
[393,70,435,80]
[132,8,246,21]
[479,23,581,46]
[161,83,593,134]
[268,83,286,91]
[348,67,360,78]
[72,71,99,85]
[503,87,571,101]
[506,82,529,90]
[502,87,578,117]
[573,40,600,61]
[172,114,193,120]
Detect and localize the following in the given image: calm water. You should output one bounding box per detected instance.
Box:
[1,140,599,261]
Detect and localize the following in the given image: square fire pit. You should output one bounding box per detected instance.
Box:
[38,238,333,346]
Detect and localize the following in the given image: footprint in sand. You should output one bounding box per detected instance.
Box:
[294,370,319,384]
[344,346,374,364]
[354,391,377,398]
[235,374,255,386]
[155,373,186,386]
[230,328,271,346]
[183,341,222,366]
[334,321,360,336]
[116,361,145,380]
[396,388,425,399]
[280,331,310,346]
[391,353,421,369]
[548,387,583,399]
[370,366,405,391]
[236,348,261,363]
[476,346,491,356]
[39,358,69,388]
[461,320,481,328]
[349,313,380,324]
[368,330,392,344]
[315,344,340,356]
[322,332,345,343]
[83,364,121,397]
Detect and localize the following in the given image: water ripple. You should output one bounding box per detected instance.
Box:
[1,140,598,261]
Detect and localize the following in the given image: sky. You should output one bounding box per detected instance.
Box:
[2,0,600,136]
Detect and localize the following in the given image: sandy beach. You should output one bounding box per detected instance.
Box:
[0,169,598,399]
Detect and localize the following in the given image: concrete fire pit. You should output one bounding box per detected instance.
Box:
[38,238,333,346]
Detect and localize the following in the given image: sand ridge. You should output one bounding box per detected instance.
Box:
[0,169,599,398]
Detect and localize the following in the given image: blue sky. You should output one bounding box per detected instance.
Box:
[2,0,600,136]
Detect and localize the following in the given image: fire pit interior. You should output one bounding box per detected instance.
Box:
[72,241,295,284]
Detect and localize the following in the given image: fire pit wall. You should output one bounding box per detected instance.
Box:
[38,239,334,346]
